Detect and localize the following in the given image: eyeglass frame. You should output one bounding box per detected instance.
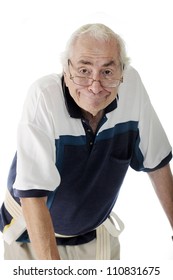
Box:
[67,59,123,88]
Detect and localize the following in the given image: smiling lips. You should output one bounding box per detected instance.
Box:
[78,90,111,101]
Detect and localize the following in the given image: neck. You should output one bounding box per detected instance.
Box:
[82,109,104,133]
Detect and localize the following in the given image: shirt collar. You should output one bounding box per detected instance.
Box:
[62,76,118,119]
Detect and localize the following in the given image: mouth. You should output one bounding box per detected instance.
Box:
[74,88,114,115]
[78,90,111,101]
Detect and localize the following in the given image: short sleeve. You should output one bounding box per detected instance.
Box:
[129,72,172,172]
[13,80,61,197]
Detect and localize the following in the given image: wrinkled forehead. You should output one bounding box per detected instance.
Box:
[69,34,120,63]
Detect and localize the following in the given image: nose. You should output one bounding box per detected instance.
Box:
[87,80,103,94]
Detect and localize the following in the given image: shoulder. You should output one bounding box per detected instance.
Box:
[21,74,63,122]
[29,73,62,93]
[25,73,63,106]
[123,65,143,83]
[119,65,148,100]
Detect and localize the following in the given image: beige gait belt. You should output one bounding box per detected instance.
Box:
[96,212,124,259]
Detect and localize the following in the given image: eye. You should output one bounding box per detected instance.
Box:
[78,67,91,76]
[101,69,114,77]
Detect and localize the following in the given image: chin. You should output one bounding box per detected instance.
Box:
[84,106,103,116]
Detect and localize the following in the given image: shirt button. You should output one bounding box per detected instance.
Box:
[90,142,93,146]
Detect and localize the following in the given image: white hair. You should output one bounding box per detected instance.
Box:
[60,23,130,71]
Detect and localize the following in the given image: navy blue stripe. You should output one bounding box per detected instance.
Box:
[97,121,138,141]
[59,135,86,145]
[130,134,145,171]
[13,189,51,198]
[7,152,17,190]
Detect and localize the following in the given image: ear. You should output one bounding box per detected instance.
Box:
[63,71,69,88]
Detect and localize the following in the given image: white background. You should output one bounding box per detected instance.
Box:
[0,0,173,261]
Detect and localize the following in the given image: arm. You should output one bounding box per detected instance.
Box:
[148,163,173,230]
[20,197,61,260]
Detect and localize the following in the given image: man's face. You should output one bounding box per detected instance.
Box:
[64,35,123,116]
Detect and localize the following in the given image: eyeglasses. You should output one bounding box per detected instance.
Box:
[68,60,123,88]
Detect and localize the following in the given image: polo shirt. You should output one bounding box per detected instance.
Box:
[0,66,172,245]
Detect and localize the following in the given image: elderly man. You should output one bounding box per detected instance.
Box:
[0,23,172,260]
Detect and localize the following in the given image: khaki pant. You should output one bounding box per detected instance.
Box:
[4,234,120,260]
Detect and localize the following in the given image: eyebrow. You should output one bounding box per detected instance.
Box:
[77,60,92,65]
[102,60,117,67]
[77,59,117,67]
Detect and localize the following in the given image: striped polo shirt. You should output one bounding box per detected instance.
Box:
[0,66,172,245]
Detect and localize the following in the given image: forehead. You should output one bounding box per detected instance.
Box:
[70,35,120,65]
